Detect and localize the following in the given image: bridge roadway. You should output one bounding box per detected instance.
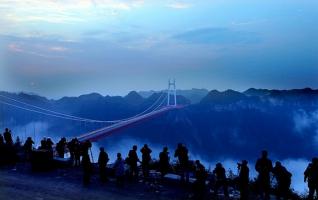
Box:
[77,105,183,142]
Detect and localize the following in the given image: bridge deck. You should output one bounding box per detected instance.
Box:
[77,105,183,142]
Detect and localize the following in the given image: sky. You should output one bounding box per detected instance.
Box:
[0,0,317,98]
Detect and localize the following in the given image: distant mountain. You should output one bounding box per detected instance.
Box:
[138,88,209,104]
[244,88,318,97]
[0,90,190,123]
[124,91,144,105]
[200,89,247,105]
[244,88,271,97]
[176,88,209,104]
[138,90,157,98]
[1,88,318,162]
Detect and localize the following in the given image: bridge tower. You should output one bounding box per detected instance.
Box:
[167,79,177,106]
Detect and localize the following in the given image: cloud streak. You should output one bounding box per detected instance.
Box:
[7,42,68,58]
[173,27,261,44]
[0,0,144,27]
[167,2,192,9]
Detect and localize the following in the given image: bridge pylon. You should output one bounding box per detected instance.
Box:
[167,79,177,107]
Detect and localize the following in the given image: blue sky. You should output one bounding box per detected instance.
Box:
[0,0,317,98]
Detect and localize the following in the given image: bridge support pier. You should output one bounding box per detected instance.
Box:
[167,79,177,107]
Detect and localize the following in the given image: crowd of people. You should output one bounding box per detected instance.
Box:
[1,128,318,199]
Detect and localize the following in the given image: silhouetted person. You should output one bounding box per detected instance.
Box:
[238,160,249,200]
[46,137,54,158]
[304,158,318,200]
[193,160,207,200]
[159,147,170,178]
[39,137,47,150]
[272,161,291,200]
[255,150,273,200]
[73,139,81,166]
[98,147,109,183]
[140,144,152,178]
[82,140,92,156]
[3,128,13,145]
[213,162,229,198]
[67,138,75,163]
[14,136,21,148]
[114,153,125,187]
[46,137,54,148]
[174,143,189,183]
[56,137,67,158]
[23,137,34,161]
[127,145,139,180]
[82,153,92,186]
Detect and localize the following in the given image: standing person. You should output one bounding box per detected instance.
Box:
[81,140,92,156]
[127,145,139,180]
[39,137,47,150]
[67,138,75,164]
[73,139,81,167]
[140,144,152,178]
[23,137,34,161]
[46,138,54,150]
[193,160,207,200]
[46,137,54,159]
[14,136,21,148]
[82,153,92,186]
[255,150,273,200]
[213,162,229,198]
[272,161,292,200]
[238,160,249,200]
[56,137,67,158]
[114,153,125,187]
[3,128,13,145]
[304,158,318,200]
[174,143,189,183]
[159,147,170,178]
[98,147,109,183]
[46,137,54,158]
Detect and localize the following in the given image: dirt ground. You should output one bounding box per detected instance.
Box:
[0,165,186,200]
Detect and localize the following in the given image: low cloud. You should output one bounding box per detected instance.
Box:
[293,109,318,134]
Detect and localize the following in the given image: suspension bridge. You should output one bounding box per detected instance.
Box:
[0,80,182,142]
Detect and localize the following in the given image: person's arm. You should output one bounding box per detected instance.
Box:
[304,167,309,182]
[269,160,273,172]
[106,153,109,163]
[255,160,260,172]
